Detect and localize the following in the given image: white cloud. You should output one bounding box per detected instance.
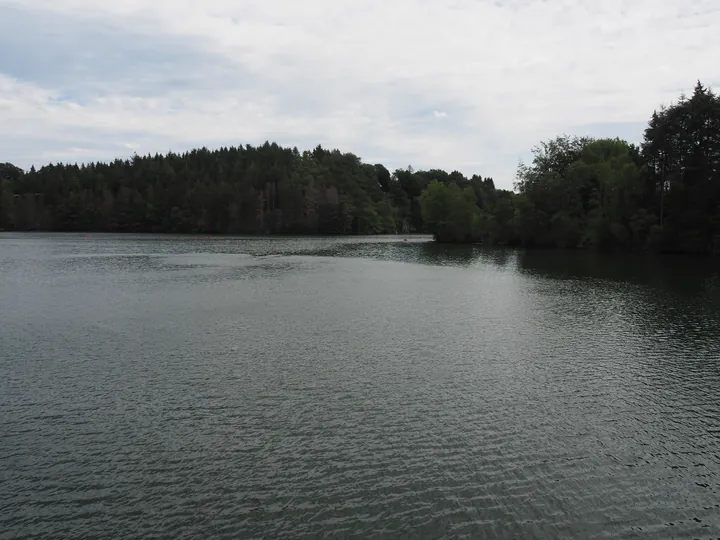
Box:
[1,0,719,187]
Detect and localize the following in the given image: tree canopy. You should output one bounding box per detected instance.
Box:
[1,82,718,254]
[419,82,720,254]
[1,144,415,235]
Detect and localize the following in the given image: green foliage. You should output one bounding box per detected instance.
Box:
[3,81,719,255]
[418,81,718,254]
[1,144,468,235]
[419,180,481,242]
[0,163,23,230]
[641,81,720,253]
[514,136,645,249]
[0,179,15,230]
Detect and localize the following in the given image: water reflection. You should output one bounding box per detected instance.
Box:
[302,238,518,270]
[414,243,516,268]
[517,249,720,298]
[516,248,720,356]
[1,234,720,540]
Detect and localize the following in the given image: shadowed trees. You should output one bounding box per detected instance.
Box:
[2,83,718,254]
[419,82,719,254]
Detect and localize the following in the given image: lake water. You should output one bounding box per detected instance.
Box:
[1,233,719,539]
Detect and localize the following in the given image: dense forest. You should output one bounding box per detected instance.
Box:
[1,82,719,254]
[420,82,720,254]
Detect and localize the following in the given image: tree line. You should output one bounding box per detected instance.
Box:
[421,81,720,254]
[1,82,718,254]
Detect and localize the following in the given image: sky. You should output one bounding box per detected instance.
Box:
[1,0,719,188]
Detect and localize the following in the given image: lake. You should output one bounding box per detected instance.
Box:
[1,233,719,539]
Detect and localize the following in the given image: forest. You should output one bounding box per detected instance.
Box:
[1,82,719,254]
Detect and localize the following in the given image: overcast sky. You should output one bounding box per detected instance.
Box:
[1,0,718,188]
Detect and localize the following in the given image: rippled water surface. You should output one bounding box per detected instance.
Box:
[1,233,719,539]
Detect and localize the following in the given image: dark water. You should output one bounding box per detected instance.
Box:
[1,233,719,539]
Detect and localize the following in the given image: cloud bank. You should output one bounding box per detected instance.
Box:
[1,0,719,187]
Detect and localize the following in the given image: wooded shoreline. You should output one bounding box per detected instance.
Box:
[2,82,719,255]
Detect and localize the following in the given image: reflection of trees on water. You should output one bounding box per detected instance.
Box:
[303,237,526,272]
[413,243,518,268]
[517,250,720,298]
[518,249,720,381]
